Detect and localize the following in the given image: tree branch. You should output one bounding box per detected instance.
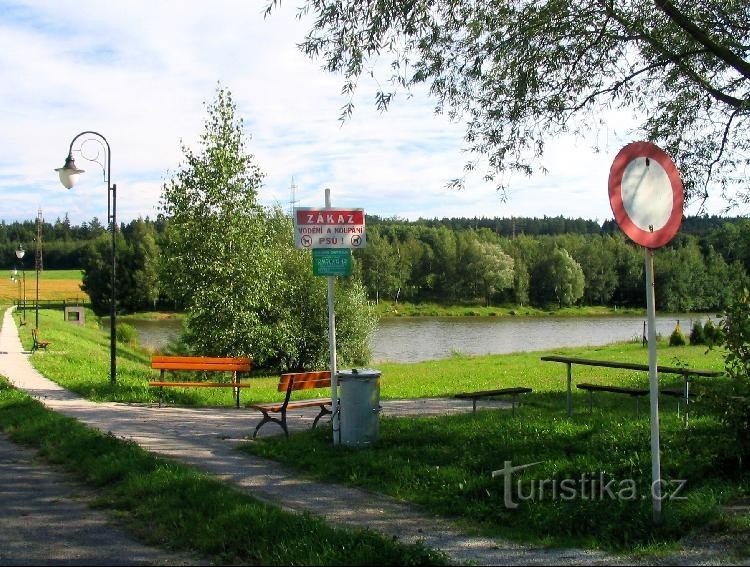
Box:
[601,1,747,109]
[654,0,750,82]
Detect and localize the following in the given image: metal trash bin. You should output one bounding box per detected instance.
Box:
[337,368,382,448]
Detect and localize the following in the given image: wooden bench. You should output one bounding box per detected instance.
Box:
[31,328,50,352]
[454,387,533,416]
[149,356,253,408]
[247,371,332,438]
[576,383,649,415]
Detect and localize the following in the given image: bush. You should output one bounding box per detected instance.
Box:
[689,320,706,345]
[669,323,687,346]
[115,322,139,346]
[703,317,723,347]
[719,289,750,463]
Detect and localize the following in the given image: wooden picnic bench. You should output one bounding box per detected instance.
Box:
[149,355,253,408]
[247,371,332,438]
[540,355,723,417]
[31,328,50,352]
[454,387,533,416]
[576,383,649,415]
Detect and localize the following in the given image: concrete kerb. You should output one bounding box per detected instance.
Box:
[0,307,637,565]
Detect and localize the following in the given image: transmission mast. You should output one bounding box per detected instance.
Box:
[34,207,43,328]
[289,177,299,216]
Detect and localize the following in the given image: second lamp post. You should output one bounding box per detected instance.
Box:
[56,131,117,385]
[15,244,26,324]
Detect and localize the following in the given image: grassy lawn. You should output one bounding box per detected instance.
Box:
[14,305,749,557]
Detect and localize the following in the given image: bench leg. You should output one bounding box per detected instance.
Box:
[252,410,289,439]
[511,395,517,417]
[312,405,332,428]
[472,399,477,413]
[158,386,163,408]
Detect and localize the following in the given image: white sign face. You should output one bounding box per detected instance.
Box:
[608,141,683,249]
[621,157,672,232]
[294,208,366,249]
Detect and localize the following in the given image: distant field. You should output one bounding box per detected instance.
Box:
[0,269,86,302]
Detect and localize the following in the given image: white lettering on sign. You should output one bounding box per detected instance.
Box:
[293,207,367,249]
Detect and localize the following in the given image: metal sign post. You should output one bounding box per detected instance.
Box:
[644,248,662,521]
[608,141,684,525]
[324,188,341,445]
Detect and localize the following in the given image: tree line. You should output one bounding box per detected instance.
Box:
[3,212,749,314]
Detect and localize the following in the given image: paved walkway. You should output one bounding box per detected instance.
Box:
[0,308,735,565]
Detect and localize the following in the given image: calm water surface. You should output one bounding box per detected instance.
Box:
[123,313,711,363]
[372,314,708,363]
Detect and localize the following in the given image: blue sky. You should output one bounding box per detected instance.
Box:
[0,0,729,226]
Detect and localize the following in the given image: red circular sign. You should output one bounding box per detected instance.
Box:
[608,141,683,249]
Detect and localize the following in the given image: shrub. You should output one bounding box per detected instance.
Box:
[703,317,723,347]
[689,320,706,345]
[719,289,750,463]
[669,323,687,346]
[116,322,139,346]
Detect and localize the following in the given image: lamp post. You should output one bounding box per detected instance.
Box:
[15,244,26,324]
[10,268,20,319]
[56,131,117,385]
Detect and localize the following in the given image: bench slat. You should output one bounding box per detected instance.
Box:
[278,371,331,392]
[151,356,251,372]
[576,383,648,396]
[248,399,331,413]
[455,387,532,399]
[148,381,252,388]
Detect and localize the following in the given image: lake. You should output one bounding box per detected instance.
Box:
[118,313,712,363]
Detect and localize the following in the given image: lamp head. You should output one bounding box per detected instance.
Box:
[15,244,24,260]
[55,154,85,189]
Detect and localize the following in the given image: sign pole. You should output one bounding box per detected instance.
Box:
[325,188,341,445]
[645,248,662,523]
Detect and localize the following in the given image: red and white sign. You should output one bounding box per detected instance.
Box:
[294,207,366,249]
[608,141,683,249]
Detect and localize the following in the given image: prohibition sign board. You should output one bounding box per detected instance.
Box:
[608,141,683,249]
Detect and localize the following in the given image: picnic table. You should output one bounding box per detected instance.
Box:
[540,355,723,417]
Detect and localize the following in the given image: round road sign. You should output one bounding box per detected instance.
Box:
[608,141,683,249]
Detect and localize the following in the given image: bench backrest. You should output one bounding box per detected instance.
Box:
[278,371,332,392]
[151,355,252,372]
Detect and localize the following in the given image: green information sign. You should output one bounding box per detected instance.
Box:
[312,248,352,277]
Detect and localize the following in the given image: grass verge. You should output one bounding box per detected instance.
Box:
[242,398,750,554]
[0,378,445,565]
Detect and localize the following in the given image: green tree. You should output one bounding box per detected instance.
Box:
[271,0,750,203]
[160,86,375,368]
[531,247,585,307]
[470,241,514,306]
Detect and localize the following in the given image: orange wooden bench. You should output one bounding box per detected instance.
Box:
[247,371,332,438]
[149,355,253,408]
[31,328,50,352]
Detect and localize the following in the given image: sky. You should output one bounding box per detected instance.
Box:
[0,0,731,227]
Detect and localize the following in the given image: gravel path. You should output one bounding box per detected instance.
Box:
[0,433,204,566]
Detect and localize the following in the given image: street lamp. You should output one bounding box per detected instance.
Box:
[56,131,117,385]
[10,268,20,318]
[15,244,26,325]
